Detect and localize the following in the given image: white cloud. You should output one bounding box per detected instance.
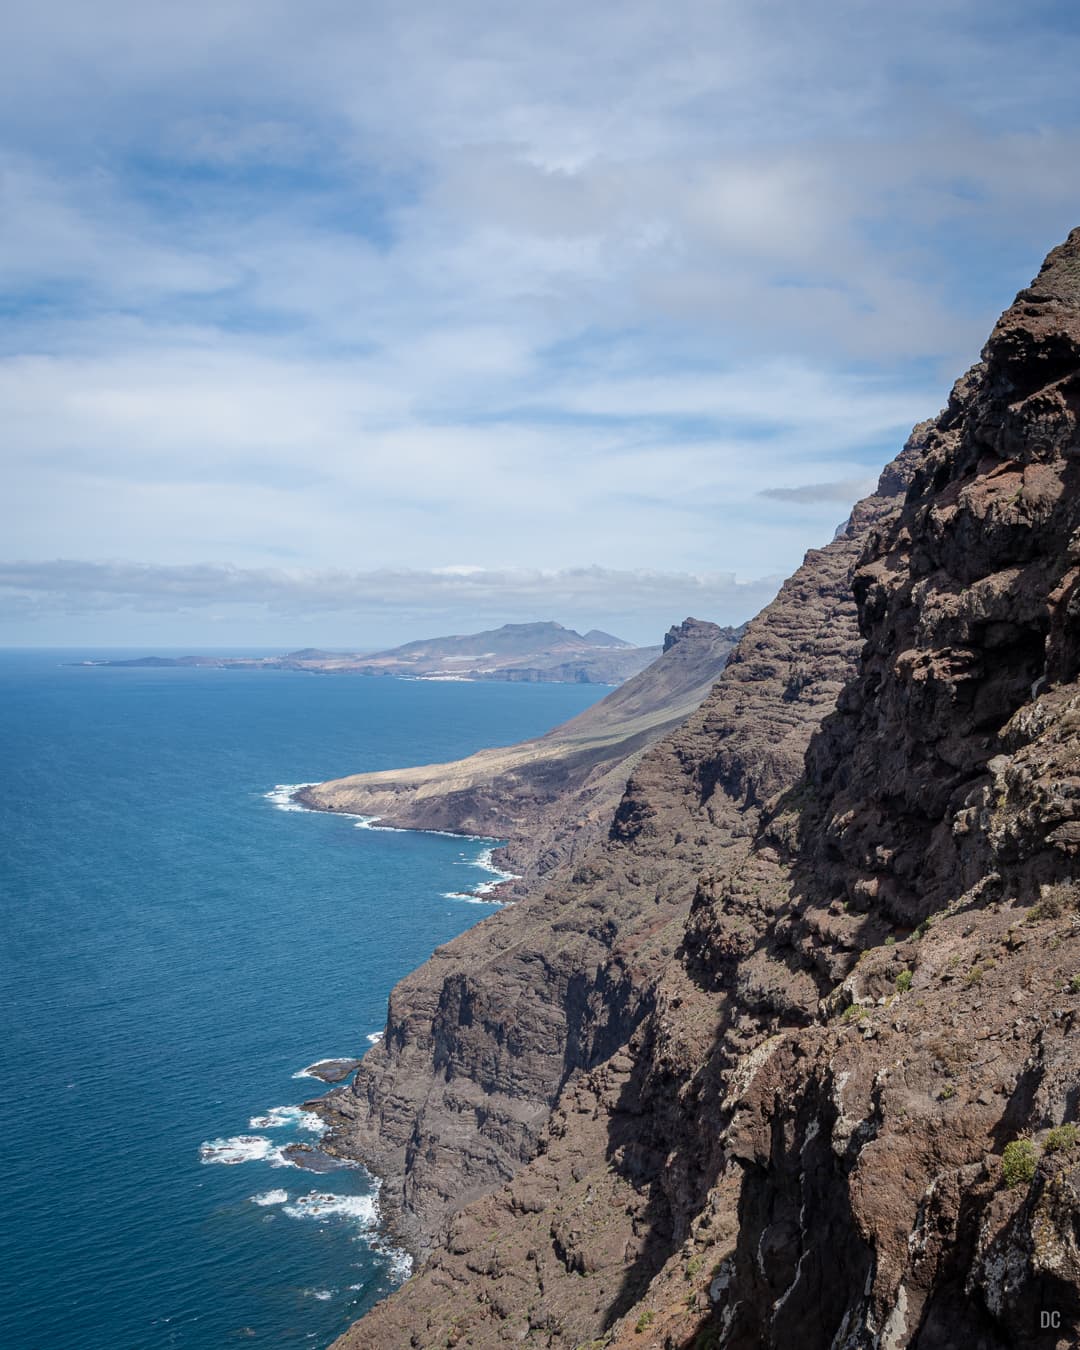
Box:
[760,479,876,504]
[1,0,1079,642]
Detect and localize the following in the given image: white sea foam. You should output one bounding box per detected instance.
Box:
[283,1191,379,1226]
[383,1247,414,1282]
[354,817,489,843]
[305,1288,334,1301]
[264,783,319,813]
[251,1188,288,1206]
[443,891,503,905]
[199,1135,292,1167]
[438,841,518,902]
[366,1031,384,1044]
[462,845,518,895]
[291,1066,318,1080]
[248,1105,327,1135]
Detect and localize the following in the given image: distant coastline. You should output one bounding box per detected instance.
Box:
[68,621,661,686]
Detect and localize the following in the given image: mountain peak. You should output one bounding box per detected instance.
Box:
[582,629,631,648]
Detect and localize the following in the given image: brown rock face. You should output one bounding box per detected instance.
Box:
[321,453,915,1256]
[331,230,1080,1350]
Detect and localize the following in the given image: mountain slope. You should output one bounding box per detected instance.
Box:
[328,228,1080,1350]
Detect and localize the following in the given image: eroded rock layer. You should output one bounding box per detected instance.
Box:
[331,229,1080,1350]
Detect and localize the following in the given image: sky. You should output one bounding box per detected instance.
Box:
[3,0,1080,648]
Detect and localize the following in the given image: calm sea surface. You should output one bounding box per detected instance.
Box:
[0,651,603,1349]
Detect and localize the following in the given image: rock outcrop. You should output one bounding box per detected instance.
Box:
[328,229,1080,1349]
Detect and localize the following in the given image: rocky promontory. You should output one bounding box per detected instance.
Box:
[296,617,744,881]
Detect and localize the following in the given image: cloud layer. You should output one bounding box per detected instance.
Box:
[0,559,783,647]
[3,1,1080,643]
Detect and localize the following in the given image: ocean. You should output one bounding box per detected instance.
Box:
[0,650,604,1349]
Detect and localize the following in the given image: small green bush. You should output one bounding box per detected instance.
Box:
[1027,884,1079,923]
[1002,1138,1037,1188]
[634,1310,655,1334]
[1069,974,1080,995]
[1045,1124,1079,1154]
[685,1253,705,1280]
[939,1084,956,1101]
[843,1004,868,1023]
[895,969,914,993]
[884,935,896,946]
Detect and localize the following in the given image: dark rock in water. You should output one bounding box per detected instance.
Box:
[280,1143,352,1173]
[330,229,1080,1350]
[300,1057,363,1083]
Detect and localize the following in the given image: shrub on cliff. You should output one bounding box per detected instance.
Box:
[1045,1123,1079,1154]
[1002,1138,1037,1188]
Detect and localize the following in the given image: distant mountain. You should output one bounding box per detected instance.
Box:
[74,622,655,686]
[350,621,650,681]
[582,629,633,648]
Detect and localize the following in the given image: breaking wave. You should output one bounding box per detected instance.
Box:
[264,783,318,813]
[198,1135,292,1167]
[248,1106,326,1135]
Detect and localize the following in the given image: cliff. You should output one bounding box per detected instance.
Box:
[314,457,916,1249]
[328,229,1080,1349]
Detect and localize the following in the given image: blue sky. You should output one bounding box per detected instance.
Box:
[3,0,1080,646]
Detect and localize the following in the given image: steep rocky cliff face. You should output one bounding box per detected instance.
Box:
[318,454,917,1251]
[330,230,1080,1349]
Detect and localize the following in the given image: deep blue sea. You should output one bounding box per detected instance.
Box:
[0,650,603,1349]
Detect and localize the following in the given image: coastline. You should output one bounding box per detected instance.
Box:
[283,783,518,903]
[301,1086,424,1273]
[263,625,743,1303]
[270,781,522,1268]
